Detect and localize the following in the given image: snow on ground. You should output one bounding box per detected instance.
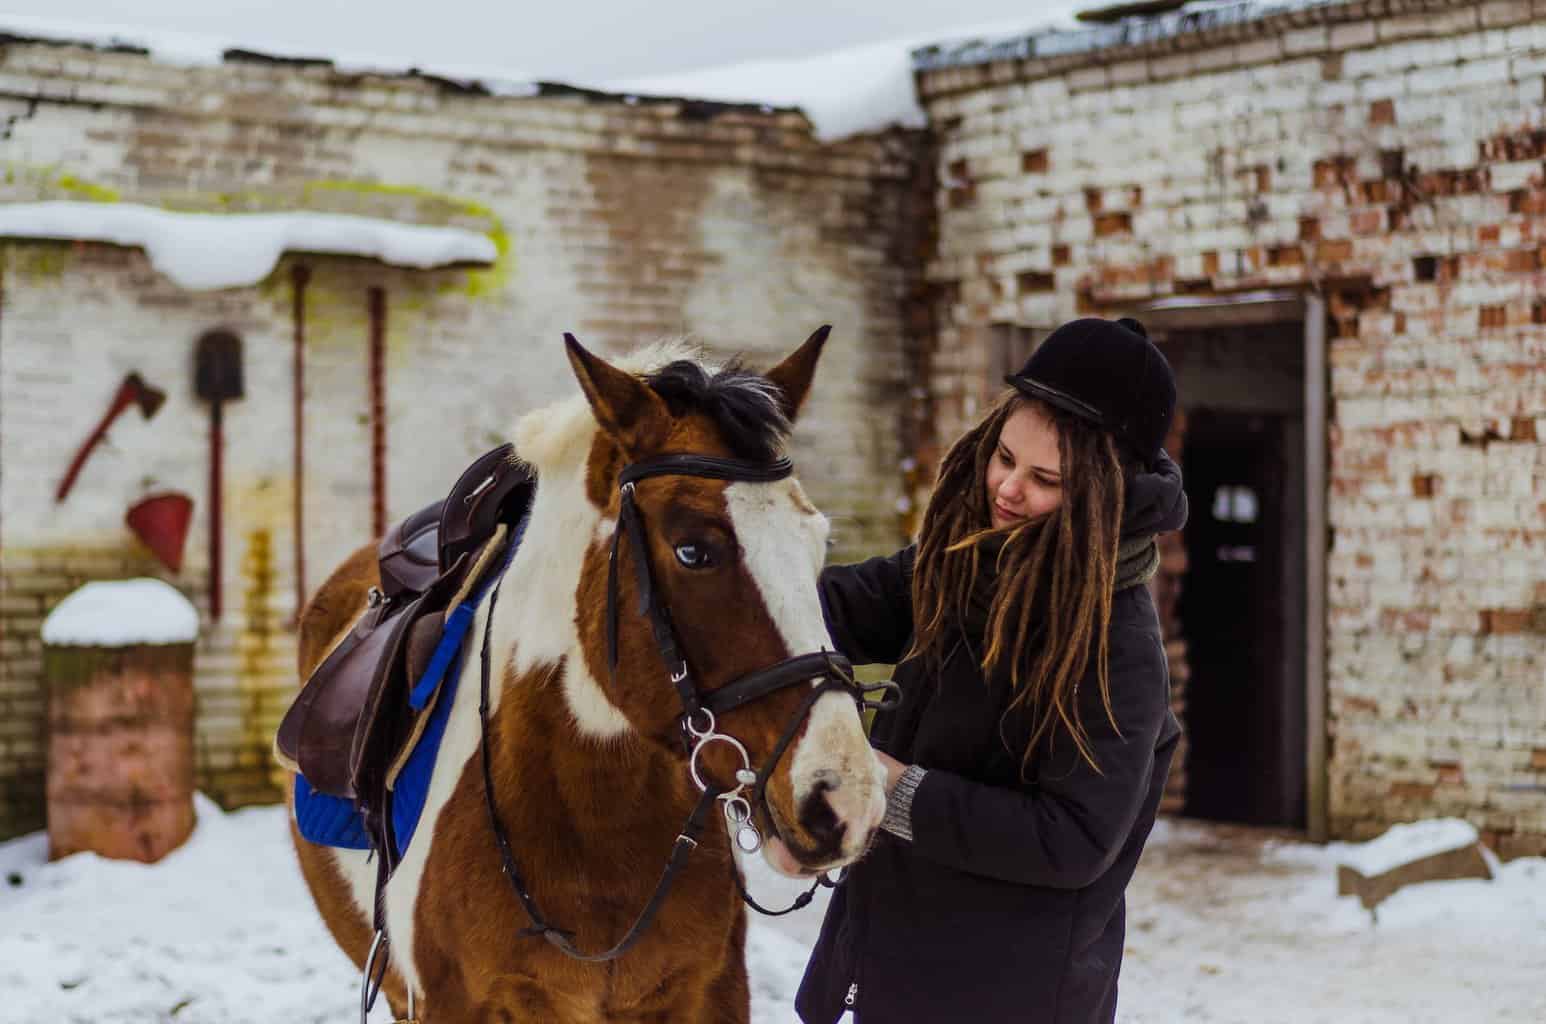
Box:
[2,800,1542,1023]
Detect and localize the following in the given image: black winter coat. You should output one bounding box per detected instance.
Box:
[796,454,1188,1024]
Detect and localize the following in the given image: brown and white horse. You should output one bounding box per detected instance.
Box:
[287,330,885,1021]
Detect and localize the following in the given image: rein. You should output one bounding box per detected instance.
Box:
[478,451,898,962]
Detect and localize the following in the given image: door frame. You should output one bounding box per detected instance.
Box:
[1126,290,1329,841]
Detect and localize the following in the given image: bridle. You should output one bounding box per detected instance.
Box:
[478,451,898,962]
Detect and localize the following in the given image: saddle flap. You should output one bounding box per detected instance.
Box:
[285,595,421,799]
[347,561,470,800]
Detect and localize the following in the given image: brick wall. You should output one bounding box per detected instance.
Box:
[917,0,1546,852]
[0,41,925,838]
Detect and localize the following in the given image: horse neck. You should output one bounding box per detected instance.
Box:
[477,456,711,855]
[486,660,705,849]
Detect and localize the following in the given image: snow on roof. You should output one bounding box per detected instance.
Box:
[608,11,1090,141]
[0,12,540,96]
[0,202,498,291]
[1333,818,1481,878]
[42,578,199,647]
[0,11,1096,141]
[912,0,1348,72]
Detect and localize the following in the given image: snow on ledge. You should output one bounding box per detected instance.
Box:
[1335,818,1481,878]
[42,578,199,647]
[0,202,498,291]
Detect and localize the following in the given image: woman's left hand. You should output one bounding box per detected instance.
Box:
[874,749,909,794]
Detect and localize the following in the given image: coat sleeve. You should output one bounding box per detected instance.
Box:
[905,626,1171,888]
[816,546,916,666]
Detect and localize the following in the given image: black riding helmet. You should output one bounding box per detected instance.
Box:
[1004,317,1176,467]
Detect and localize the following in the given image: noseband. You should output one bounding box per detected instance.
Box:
[476,451,898,963]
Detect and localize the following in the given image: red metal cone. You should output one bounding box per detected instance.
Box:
[125,492,194,573]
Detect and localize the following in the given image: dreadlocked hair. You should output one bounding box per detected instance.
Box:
[908,391,1128,777]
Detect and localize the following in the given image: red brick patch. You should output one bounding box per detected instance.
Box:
[1412,474,1437,497]
[1389,782,1436,802]
[1313,156,1355,188]
[1021,149,1049,174]
[1094,212,1131,236]
[1369,98,1396,124]
[1317,239,1353,262]
[1429,761,1465,786]
[1051,244,1070,266]
[1511,417,1538,441]
[1351,209,1384,235]
[1505,249,1540,273]
[1481,609,1534,634]
[1299,216,1320,241]
[1531,749,1546,771]
[1479,305,1508,328]
[1509,188,1546,214]
[1016,270,1054,293]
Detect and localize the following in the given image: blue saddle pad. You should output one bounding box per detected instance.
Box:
[294,518,524,856]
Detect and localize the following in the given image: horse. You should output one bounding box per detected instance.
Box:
[285,329,887,1022]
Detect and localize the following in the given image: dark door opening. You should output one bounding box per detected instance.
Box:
[1179,411,1305,826]
[1162,322,1307,829]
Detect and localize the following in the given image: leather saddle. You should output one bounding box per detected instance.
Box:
[275,444,535,817]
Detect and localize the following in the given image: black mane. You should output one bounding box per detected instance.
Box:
[646,359,790,463]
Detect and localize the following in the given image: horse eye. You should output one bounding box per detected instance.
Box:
[674,542,714,569]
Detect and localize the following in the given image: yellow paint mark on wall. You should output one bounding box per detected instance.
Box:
[302,180,513,298]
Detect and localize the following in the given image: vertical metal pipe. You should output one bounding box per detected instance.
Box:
[291,264,310,617]
[209,400,223,621]
[368,286,387,540]
[1303,293,1329,843]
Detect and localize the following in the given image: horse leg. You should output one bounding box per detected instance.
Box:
[286,801,412,1013]
[606,912,751,1024]
[697,908,752,1024]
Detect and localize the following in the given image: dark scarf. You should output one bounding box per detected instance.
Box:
[960,532,1159,641]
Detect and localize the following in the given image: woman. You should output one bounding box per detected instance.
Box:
[785,316,1188,1023]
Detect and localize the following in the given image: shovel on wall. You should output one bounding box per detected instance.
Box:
[195,330,244,620]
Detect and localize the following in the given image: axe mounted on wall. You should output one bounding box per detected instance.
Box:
[55,372,168,503]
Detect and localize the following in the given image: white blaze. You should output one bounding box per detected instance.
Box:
[724,478,887,862]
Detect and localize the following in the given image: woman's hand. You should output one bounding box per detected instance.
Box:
[874,749,909,794]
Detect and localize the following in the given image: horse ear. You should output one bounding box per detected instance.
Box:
[763,324,831,424]
[563,333,670,456]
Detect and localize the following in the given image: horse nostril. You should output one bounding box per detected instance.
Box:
[798,777,846,855]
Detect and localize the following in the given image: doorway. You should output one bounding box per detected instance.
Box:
[1179,408,1305,826]
[1142,309,1319,831]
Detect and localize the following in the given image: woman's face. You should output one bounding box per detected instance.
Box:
[987,403,1063,529]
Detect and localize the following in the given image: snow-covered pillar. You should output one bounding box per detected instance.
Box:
[40,579,200,863]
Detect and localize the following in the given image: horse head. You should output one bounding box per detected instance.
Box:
[562,329,886,873]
